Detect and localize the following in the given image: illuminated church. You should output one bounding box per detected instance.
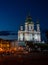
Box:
[18,15,41,42]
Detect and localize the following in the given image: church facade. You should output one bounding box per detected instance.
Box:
[18,15,41,43]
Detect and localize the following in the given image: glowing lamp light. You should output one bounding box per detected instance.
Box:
[0,48,3,51]
[13,48,17,51]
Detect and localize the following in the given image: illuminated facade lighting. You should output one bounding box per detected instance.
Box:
[18,15,41,42]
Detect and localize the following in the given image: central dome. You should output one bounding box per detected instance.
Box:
[25,15,34,24]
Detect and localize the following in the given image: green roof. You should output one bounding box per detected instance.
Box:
[25,15,34,24]
[18,42,26,46]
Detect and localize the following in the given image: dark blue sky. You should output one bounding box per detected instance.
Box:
[0,0,48,40]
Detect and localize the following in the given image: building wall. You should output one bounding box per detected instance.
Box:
[18,30,41,42]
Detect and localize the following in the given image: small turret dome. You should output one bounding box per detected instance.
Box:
[36,19,39,24]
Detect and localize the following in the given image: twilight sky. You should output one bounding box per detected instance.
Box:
[0,0,48,40]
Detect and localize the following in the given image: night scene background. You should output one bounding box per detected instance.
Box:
[0,0,48,41]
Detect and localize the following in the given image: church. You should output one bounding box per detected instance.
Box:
[18,15,41,43]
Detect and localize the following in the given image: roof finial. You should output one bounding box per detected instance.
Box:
[36,19,40,24]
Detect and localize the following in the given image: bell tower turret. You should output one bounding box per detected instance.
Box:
[36,20,41,42]
[36,20,40,32]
